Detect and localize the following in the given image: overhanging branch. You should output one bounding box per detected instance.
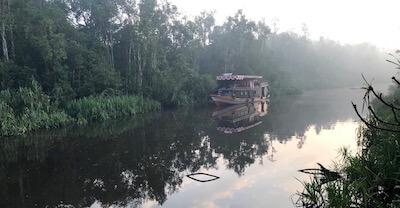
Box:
[352,103,400,133]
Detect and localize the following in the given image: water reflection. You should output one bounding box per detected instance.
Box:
[0,88,362,208]
[213,102,268,134]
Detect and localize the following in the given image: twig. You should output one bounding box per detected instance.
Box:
[368,106,400,126]
[369,86,400,111]
[392,77,400,87]
[388,53,400,68]
[391,107,400,124]
[352,103,400,133]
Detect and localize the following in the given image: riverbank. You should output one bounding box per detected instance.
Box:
[0,81,160,137]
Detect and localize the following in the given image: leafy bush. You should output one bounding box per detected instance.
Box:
[0,62,35,90]
[149,68,216,107]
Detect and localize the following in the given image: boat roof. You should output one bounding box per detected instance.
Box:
[217,73,263,81]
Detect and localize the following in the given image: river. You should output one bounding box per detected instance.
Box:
[0,85,391,208]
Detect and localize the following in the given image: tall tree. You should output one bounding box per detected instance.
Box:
[1,0,9,61]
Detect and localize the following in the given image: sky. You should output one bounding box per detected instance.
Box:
[170,0,400,50]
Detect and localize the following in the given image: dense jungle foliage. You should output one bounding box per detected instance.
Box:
[0,0,391,136]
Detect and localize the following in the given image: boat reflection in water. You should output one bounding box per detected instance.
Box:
[213,101,268,134]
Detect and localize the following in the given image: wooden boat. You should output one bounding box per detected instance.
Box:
[210,73,269,106]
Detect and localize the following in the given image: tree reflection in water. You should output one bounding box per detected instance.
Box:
[0,89,358,208]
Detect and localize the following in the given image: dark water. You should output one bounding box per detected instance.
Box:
[0,86,389,208]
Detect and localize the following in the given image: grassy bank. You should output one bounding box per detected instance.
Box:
[295,79,400,207]
[0,81,70,137]
[65,95,160,125]
[0,82,160,137]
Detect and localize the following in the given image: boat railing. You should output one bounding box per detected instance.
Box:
[219,87,258,91]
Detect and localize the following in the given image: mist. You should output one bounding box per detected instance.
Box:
[192,11,393,94]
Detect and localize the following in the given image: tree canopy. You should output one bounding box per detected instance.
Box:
[0,0,391,106]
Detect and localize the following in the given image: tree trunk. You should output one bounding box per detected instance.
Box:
[9,24,14,59]
[103,32,113,70]
[137,47,143,94]
[150,46,156,71]
[2,21,9,62]
[127,39,133,93]
[202,28,206,47]
[1,0,9,62]
[7,0,14,60]
[109,31,115,70]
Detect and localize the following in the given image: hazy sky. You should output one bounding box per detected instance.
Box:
[170,0,400,50]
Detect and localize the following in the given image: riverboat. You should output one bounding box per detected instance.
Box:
[210,73,269,106]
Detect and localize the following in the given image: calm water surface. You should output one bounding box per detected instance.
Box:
[0,86,390,208]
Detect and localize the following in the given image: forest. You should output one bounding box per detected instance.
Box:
[0,0,391,136]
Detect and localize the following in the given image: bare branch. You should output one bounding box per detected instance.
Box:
[391,107,400,124]
[352,103,400,133]
[392,76,400,87]
[368,106,400,126]
[388,53,400,65]
[369,86,400,111]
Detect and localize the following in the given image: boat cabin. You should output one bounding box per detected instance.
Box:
[211,73,269,105]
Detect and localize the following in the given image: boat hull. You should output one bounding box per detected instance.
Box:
[210,95,267,106]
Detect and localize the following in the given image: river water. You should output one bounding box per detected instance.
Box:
[0,86,390,208]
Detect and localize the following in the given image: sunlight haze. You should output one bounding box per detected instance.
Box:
[171,0,400,49]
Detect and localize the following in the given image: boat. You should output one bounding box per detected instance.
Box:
[212,102,268,134]
[210,73,269,106]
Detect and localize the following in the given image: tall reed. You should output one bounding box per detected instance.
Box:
[0,81,70,137]
[65,95,161,125]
